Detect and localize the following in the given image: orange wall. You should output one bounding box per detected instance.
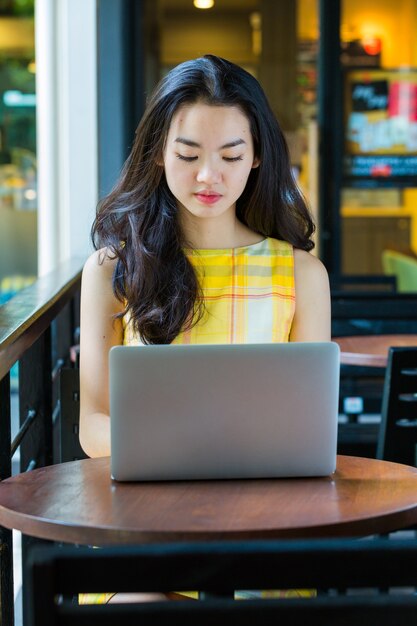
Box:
[297,0,319,39]
[298,0,417,67]
[341,0,417,67]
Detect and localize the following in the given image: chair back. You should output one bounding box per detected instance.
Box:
[331,292,417,453]
[58,368,87,462]
[331,292,417,337]
[382,250,417,292]
[28,539,417,626]
[377,347,417,465]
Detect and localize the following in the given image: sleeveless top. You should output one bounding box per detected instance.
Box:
[123,237,295,345]
[79,239,297,604]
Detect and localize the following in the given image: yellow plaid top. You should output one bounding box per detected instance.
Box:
[123,237,295,345]
[80,240,296,604]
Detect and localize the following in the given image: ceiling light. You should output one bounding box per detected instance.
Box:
[193,0,214,9]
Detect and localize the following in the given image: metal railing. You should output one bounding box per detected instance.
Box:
[0,257,84,626]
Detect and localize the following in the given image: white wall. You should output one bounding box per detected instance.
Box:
[36,0,98,275]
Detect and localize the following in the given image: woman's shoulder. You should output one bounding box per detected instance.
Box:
[83,247,118,278]
[291,248,331,341]
[293,248,329,291]
[82,248,122,311]
[264,239,327,283]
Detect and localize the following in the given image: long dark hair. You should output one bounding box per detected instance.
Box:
[92,55,315,344]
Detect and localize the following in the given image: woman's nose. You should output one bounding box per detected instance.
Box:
[196,162,222,185]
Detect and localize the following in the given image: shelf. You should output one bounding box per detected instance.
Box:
[341,207,415,218]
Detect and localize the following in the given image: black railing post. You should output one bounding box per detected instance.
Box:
[0,258,84,626]
[19,328,54,626]
[0,372,14,626]
[19,327,53,472]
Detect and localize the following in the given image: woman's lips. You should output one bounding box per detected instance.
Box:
[194,192,222,205]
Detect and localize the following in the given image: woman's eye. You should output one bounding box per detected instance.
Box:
[176,154,198,162]
[223,156,243,162]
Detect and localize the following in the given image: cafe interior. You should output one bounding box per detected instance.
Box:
[1,0,417,624]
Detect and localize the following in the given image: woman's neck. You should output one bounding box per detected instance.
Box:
[179,212,263,250]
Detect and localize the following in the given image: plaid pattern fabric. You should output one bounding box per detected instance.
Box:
[79,590,315,604]
[123,238,295,345]
[80,241,298,605]
[79,593,114,604]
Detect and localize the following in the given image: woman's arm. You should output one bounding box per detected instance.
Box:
[290,248,331,342]
[79,249,124,457]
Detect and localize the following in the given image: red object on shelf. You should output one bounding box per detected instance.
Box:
[370,163,392,177]
[362,37,381,56]
[389,81,417,121]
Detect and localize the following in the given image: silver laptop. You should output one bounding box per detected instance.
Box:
[110,342,340,481]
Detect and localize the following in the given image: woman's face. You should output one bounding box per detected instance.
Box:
[163,102,259,225]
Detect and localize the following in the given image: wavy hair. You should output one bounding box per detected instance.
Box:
[92,55,315,344]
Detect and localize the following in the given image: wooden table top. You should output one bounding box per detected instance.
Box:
[1,456,417,544]
[334,334,417,367]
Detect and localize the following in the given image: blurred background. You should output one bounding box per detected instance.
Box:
[1,0,417,303]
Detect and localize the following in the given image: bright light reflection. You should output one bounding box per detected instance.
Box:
[193,0,214,9]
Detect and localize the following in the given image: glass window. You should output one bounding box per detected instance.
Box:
[341,0,417,287]
[0,0,36,305]
[141,0,319,244]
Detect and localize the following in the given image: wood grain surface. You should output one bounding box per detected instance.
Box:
[334,335,417,367]
[1,456,417,544]
[0,257,84,379]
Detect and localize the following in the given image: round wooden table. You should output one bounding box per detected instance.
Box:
[334,334,417,367]
[1,456,417,544]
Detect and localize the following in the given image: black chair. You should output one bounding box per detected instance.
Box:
[58,367,87,462]
[331,292,417,338]
[377,347,417,465]
[332,292,417,457]
[329,274,397,294]
[28,539,417,626]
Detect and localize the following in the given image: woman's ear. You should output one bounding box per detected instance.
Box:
[252,156,260,169]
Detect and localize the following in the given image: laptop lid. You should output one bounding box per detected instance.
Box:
[110,342,340,481]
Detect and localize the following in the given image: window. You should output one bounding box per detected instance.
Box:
[0,0,36,304]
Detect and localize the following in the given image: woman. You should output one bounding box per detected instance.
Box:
[79,54,330,460]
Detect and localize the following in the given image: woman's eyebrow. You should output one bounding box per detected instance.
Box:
[174,137,246,149]
[221,139,246,149]
[174,137,200,148]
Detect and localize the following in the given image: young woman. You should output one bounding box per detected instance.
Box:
[79,54,330,460]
